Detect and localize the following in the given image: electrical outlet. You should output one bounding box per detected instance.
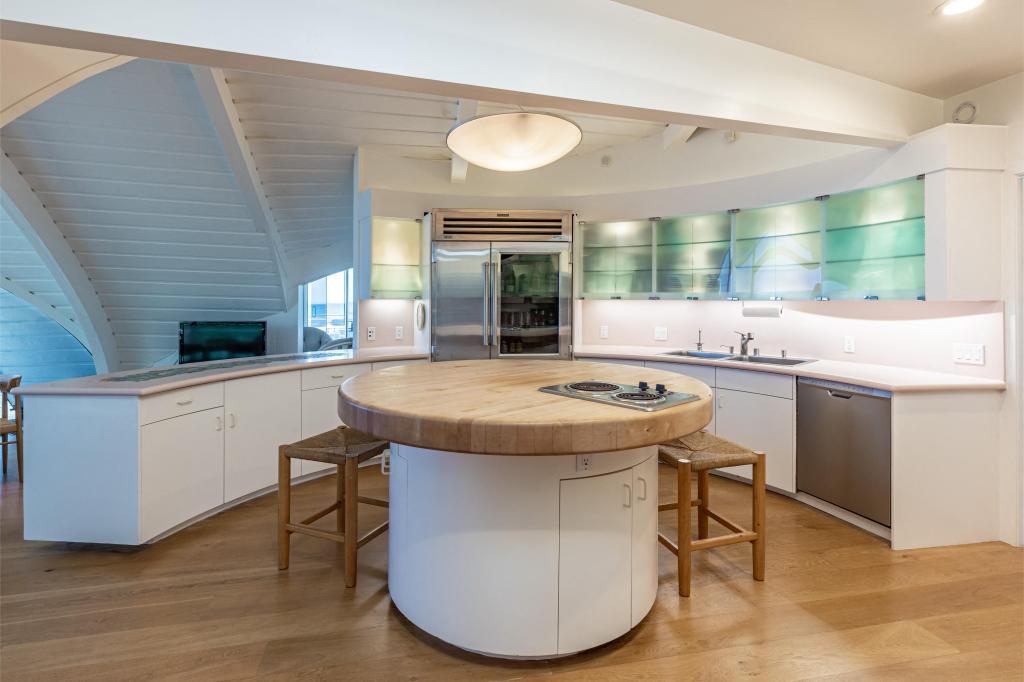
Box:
[844,335,856,353]
[394,325,404,340]
[576,454,593,472]
[599,325,609,339]
[654,326,668,341]
[366,326,376,341]
[954,343,985,365]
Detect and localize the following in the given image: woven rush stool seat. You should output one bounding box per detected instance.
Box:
[657,430,766,597]
[659,430,760,471]
[278,426,389,587]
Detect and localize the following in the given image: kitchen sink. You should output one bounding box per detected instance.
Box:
[661,350,734,360]
[725,355,813,366]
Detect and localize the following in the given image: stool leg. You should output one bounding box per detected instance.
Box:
[343,456,358,588]
[697,471,709,539]
[678,459,692,597]
[752,452,766,582]
[277,450,291,570]
[336,463,345,533]
[2,434,7,476]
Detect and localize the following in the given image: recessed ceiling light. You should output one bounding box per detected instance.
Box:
[446,112,582,172]
[935,0,985,15]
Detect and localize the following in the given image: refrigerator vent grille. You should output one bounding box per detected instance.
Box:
[431,210,573,241]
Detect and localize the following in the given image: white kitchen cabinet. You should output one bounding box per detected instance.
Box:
[644,361,716,433]
[300,362,372,474]
[558,467,633,654]
[715,387,795,492]
[140,407,225,540]
[631,455,658,627]
[224,372,301,501]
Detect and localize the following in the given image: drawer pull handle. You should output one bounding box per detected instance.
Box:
[215,416,223,432]
[175,399,193,406]
[331,374,346,379]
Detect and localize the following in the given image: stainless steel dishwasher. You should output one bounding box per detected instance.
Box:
[797,378,892,526]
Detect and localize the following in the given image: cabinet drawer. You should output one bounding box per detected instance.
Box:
[643,361,715,387]
[301,363,371,391]
[371,358,428,371]
[140,382,224,426]
[715,368,793,399]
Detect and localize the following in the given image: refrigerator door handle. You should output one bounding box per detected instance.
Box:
[482,260,491,346]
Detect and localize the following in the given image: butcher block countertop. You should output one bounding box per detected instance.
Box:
[338,359,712,455]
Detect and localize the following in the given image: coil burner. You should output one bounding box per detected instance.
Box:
[539,379,699,412]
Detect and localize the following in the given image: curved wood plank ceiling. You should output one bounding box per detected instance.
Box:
[614,0,1024,98]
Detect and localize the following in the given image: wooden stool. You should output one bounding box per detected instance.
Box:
[278,426,389,587]
[657,430,766,597]
[1,375,24,482]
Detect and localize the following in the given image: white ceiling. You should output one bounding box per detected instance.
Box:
[1,60,288,369]
[614,0,1024,98]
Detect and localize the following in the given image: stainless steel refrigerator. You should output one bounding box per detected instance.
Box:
[429,210,573,361]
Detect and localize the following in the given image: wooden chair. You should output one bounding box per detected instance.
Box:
[278,426,390,587]
[1,374,23,482]
[658,430,766,597]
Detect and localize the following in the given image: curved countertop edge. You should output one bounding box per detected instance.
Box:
[338,359,714,456]
[15,348,429,397]
[574,345,1006,393]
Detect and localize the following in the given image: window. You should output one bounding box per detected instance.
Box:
[302,269,355,342]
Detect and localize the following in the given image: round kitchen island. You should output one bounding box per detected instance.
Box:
[339,360,711,658]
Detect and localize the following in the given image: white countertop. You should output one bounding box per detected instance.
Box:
[15,347,428,397]
[575,345,1006,393]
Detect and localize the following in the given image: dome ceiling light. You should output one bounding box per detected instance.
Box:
[446,112,583,172]
[934,0,985,15]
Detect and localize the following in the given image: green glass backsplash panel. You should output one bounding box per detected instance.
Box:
[370,264,422,298]
[826,218,925,262]
[658,212,730,245]
[823,256,924,299]
[583,270,652,295]
[581,220,652,247]
[734,200,819,239]
[827,177,924,230]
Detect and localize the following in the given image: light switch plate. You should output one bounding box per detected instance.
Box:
[394,325,404,340]
[844,335,856,353]
[954,342,985,365]
[654,326,668,341]
[367,326,376,341]
[599,325,609,339]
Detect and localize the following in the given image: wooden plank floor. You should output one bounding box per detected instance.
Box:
[1,463,1021,681]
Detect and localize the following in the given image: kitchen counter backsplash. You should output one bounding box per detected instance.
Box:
[577,299,1004,381]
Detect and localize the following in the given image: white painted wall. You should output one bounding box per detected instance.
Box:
[943,72,1024,547]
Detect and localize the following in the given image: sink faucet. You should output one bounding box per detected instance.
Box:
[695,329,703,351]
[735,331,754,357]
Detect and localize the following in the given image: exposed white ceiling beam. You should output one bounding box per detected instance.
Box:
[0,1,941,147]
[190,65,295,310]
[0,277,87,347]
[662,123,698,149]
[450,98,477,184]
[0,152,118,373]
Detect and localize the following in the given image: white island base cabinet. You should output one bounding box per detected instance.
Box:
[388,444,658,659]
[22,358,425,545]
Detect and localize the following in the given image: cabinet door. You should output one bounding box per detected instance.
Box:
[558,468,632,654]
[140,407,225,541]
[715,388,795,492]
[224,372,301,501]
[631,456,658,627]
[300,386,343,475]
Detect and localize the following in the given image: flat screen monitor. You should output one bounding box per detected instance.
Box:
[178,321,267,365]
